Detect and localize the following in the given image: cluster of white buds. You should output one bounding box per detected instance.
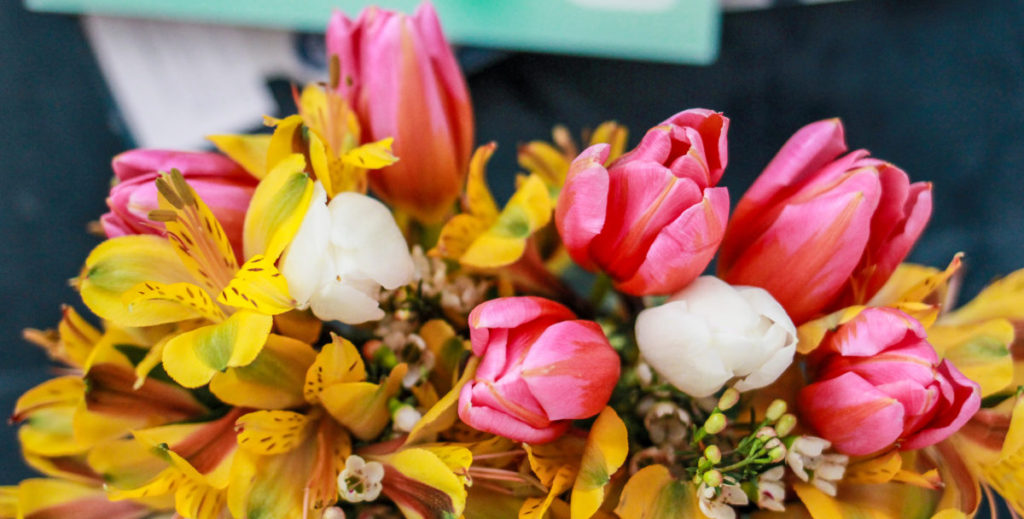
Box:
[786,436,849,496]
[409,245,490,315]
[642,401,691,447]
[374,318,435,388]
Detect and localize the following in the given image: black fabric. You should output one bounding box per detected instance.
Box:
[1,2,1022,516]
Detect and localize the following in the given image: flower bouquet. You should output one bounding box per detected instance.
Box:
[4,4,1022,519]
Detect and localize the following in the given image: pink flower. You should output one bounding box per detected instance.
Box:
[327,3,474,223]
[798,307,981,456]
[718,119,932,323]
[555,109,730,296]
[100,149,257,259]
[458,297,620,443]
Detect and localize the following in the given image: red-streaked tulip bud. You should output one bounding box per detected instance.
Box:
[555,109,730,296]
[799,307,981,456]
[718,119,932,323]
[458,296,620,444]
[327,3,474,222]
[100,149,257,259]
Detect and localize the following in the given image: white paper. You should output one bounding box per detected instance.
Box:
[82,15,318,149]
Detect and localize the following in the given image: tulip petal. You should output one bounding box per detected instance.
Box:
[661,108,729,185]
[745,119,847,205]
[900,360,980,450]
[112,149,250,182]
[722,168,882,323]
[457,384,569,444]
[616,187,728,295]
[556,144,610,271]
[799,371,905,456]
[520,321,619,421]
[468,297,576,356]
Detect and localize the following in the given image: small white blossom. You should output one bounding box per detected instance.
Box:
[409,246,490,315]
[698,480,749,519]
[323,507,346,519]
[786,436,849,496]
[338,455,385,503]
[756,466,786,512]
[393,405,423,433]
[643,401,691,447]
[375,319,436,388]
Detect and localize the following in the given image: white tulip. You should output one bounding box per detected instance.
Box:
[280,183,414,324]
[634,276,797,398]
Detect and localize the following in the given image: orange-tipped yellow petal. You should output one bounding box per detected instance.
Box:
[571,407,628,519]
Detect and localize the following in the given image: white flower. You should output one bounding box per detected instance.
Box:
[756,466,786,512]
[786,436,849,497]
[643,401,691,447]
[635,276,797,398]
[337,455,385,503]
[322,507,346,519]
[697,481,749,519]
[392,405,423,433]
[281,184,414,324]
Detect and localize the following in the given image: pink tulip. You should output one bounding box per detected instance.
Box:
[327,3,474,223]
[100,149,257,259]
[458,296,620,443]
[718,119,932,323]
[799,307,980,456]
[555,109,730,296]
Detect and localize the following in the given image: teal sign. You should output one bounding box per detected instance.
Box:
[25,0,720,64]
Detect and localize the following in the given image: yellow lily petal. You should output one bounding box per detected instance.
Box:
[589,121,628,163]
[406,356,479,446]
[432,213,491,262]
[320,363,408,441]
[56,305,101,368]
[217,254,296,314]
[343,137,398,170]
[524,434,587,486]
[304,334,367,405]
[124,280,226,323]
[132,334,170,389]
[518,140,570,191]
[614,465,701,519]
[465,484,527,519]
[273,309,324,344]
[80,235,197,327]
[373,446,471,519]
[420,319,470,394]
[174,477,228,519]
[463,143,500,220]
[133,407,245,490]
[265,115,305,171]
[461,174,553,268]
[12,376,83,423]
[571,407,628,519]
[930,318,1015,397]
[235,410,314,455]
[208,133,272,179]
[1002,395,1024,460]
[945,267,1024,325]
[844,450,903,485]
[155,169,240,294]
[243,153,314,261]
[210,334,316,409]
[14,478,149,519]
[521,464,576,519]
[162,310,273,388]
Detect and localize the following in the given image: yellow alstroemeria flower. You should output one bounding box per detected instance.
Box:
[432,143,553,269]
[79,159,316,388]
[211,83,397,199]
[518,121,628,202]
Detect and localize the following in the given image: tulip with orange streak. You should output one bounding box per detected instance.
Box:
[327,3,474,222]
[458,296,620,444]
[718,119,932,323]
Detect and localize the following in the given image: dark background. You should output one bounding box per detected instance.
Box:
[2,0,1022,514]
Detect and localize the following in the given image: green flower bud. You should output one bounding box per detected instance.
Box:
[766,399,788,422]
[776,413,797,436]
[704,413,727,434]
[717,388,740,411]
[704,445,722,464]
[702,469,723,488]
